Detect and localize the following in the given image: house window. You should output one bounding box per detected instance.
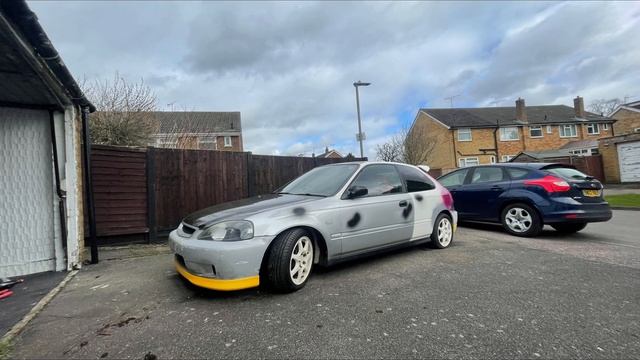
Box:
[199,136,216,150]
[457,128,472,142]
[559,124,578,138]
[602,123,609,131]
[529,126,543,138]
[224,136,232,147]
[458,157,479,167]
[501,155,514,162]
[586,123,600,135]
[546,125,553,134]
[591,148,599,155]
[499,127,519,141]
[489,155,496,164]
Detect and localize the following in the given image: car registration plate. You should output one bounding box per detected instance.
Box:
[582,189,600,197]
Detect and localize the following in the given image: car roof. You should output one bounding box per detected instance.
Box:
[460,162,571,170]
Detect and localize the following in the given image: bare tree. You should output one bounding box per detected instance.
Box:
[588,98,623,116]
[376,124,438,165]
[83,72,158,146]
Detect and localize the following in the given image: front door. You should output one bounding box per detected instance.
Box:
[464,166,510,221]
[437,168,472,216]
[339,164,412,255]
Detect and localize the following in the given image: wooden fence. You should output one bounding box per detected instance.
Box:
[89,145,364,243]
[511,154,604,182]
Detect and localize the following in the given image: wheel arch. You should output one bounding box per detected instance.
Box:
[259,225,329,278]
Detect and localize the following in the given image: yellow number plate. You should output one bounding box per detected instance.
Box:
[583,189,600,197]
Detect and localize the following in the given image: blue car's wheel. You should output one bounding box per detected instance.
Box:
[501,203,542,237]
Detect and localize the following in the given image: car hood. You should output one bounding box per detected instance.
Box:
[182,194,320,228]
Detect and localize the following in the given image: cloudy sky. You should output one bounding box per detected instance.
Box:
[30,1,640,159]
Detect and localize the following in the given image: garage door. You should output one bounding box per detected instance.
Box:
[0,108,56,277]
[617,141,640,183]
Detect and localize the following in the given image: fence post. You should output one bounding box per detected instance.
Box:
[146,147,157,243]
[246,151,255,197]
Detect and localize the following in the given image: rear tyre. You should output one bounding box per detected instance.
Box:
[263,228,314,293]
[501,203,542,237]
[430,213,454,249]
[552,223,587,233]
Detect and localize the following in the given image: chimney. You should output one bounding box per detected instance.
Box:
[515,98,527,121]
[574,96,585,118]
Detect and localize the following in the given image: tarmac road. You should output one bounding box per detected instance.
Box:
[9,210,640,359]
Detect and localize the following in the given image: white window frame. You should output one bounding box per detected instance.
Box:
[586,123,600,135]
[489,155,496,164]
[458,157,479,167]
[559,124,578,138]
[224,136,232,147]
[457,128,472,142]
[602,123,609,131]
[501,155,514,162]
[529,126,543,138]
[546,125,553,134]
[499,127,519,141]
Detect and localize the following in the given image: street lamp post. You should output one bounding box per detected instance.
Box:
[353,81,371,159]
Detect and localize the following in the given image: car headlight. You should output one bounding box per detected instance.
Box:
[197,221,254,241]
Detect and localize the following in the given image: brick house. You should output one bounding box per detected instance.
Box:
[608,100,640,135]
[151,111,243,151]
[410,97,615,173]
[315,147,343,159]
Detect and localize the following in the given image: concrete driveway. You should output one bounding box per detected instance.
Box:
[9,210,640,359]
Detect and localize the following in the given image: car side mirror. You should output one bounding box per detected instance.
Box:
[347,185,368,199]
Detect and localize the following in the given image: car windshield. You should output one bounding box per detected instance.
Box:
[278,164,359,197]
[545,166,593,180]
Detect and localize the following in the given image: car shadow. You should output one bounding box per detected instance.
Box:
[173,242,445,300]
[458,221,599,242]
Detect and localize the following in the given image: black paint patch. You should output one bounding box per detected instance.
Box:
[347,212,361,228]
[402,203,413,219]
[415,194,423,201]
[292,207,306,216]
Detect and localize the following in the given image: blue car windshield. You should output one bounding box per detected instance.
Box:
[279,164,359,197]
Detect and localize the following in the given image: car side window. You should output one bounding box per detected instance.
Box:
[396,165,435,192]
[349,164,404,197]
[438,168,470,187]
[505,168,529,180]
[470,167,505,184]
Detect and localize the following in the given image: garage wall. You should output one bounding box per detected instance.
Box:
[599,133,640,183]
[0,107,61,277]
[617,141,640,183]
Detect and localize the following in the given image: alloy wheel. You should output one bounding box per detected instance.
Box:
[505,207,532,233]
[437,217,452,247]
[290,236,313,285]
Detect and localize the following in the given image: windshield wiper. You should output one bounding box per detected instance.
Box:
[293,193,327,197]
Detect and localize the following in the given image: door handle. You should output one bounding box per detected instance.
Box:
[491,186,503,191]
[399,200,408,207]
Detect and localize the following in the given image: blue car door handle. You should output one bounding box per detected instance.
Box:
[491,186,503,191]
[399,200,408,207]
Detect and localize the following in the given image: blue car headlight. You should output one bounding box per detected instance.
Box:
[197,221,254,241]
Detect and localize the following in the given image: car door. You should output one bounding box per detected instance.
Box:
[463,166,510,221]
[437,168,472,216]
[339,164,412,255]
[395,164,438,240]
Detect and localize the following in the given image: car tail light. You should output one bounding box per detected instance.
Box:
[524,175,571,193]
[441,188,454,210]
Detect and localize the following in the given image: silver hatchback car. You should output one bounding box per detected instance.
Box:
[169,162,457,292]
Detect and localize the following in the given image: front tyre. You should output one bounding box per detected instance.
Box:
[430,213,453,249]
[263,228,314,292]
[501,203,542,237]
[552,223,587,233]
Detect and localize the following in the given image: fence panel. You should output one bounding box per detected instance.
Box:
[90,145,148,237]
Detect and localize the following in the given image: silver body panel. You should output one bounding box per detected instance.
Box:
[169,162,458,280]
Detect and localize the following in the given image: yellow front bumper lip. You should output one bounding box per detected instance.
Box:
[175,260,259,291]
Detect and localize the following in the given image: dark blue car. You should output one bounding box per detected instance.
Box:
[437,163,612,237]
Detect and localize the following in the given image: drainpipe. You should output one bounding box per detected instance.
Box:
[49,110,67,250]
[493,120,500,161]
[81,107,98,263]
